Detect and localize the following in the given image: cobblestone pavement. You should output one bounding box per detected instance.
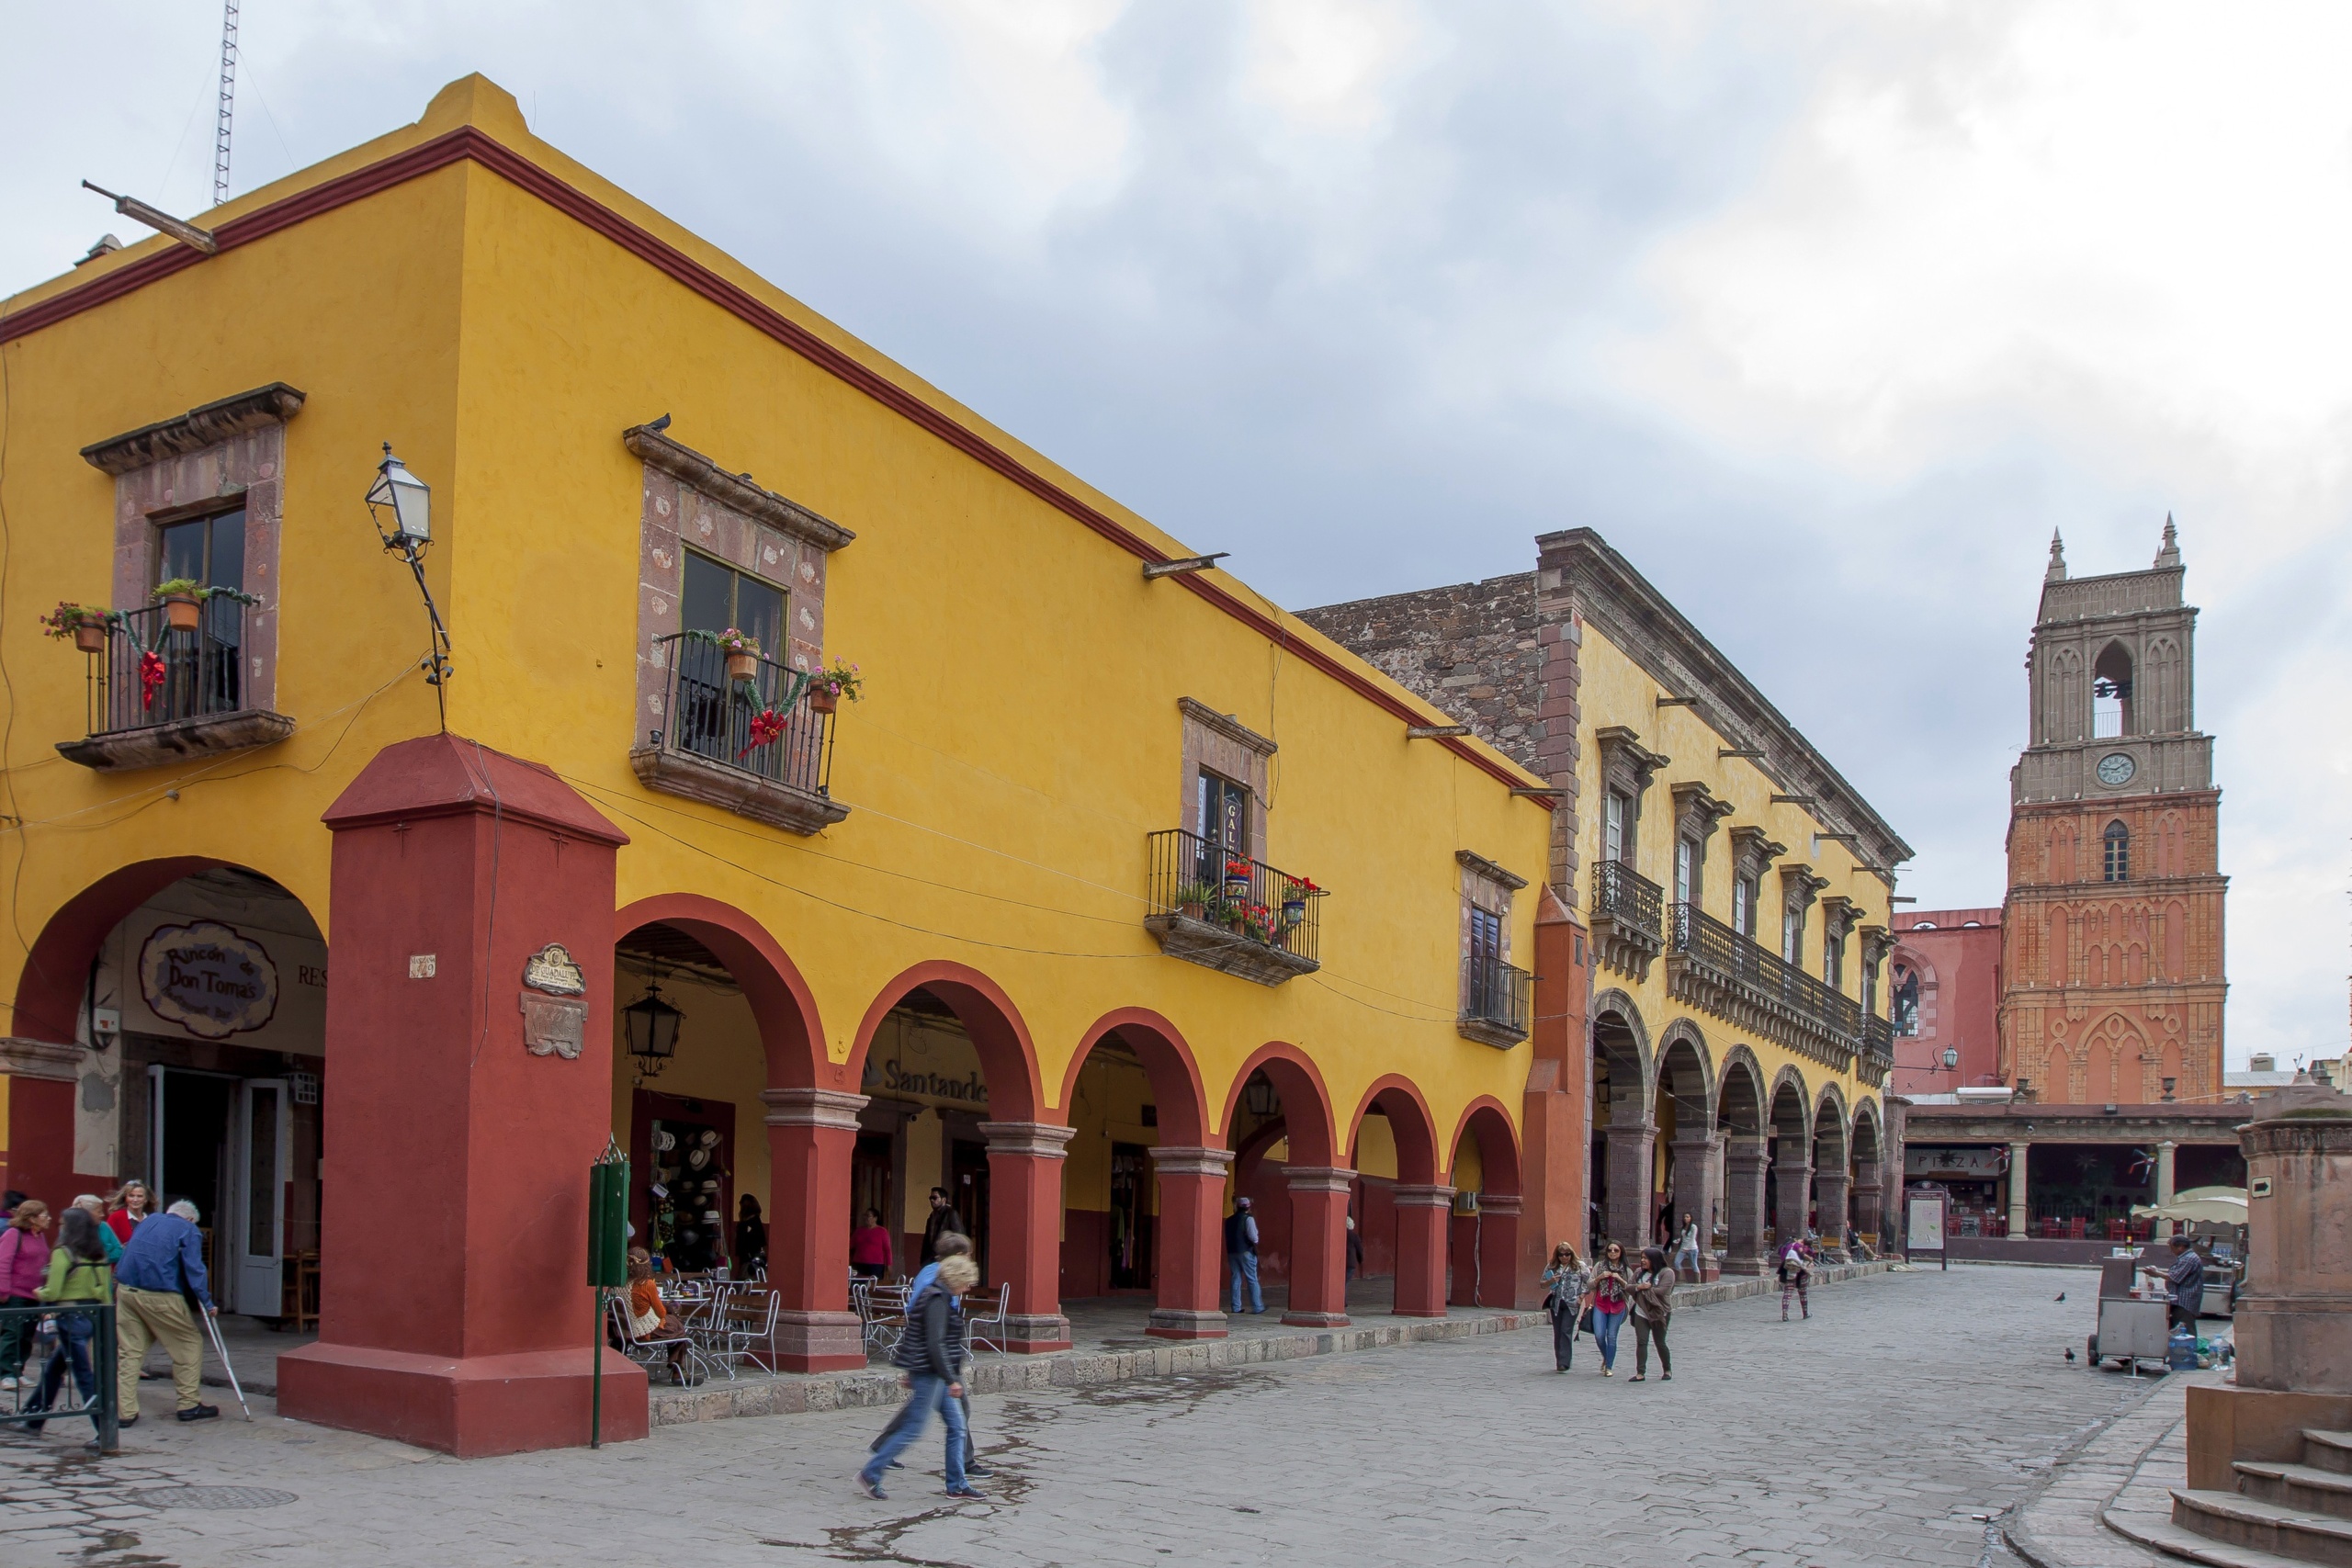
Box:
[0,1265,2162,1568]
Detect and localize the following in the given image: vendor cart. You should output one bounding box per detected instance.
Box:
[2086,1253,2172,1370]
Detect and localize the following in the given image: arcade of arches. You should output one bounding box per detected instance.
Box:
[1588,995,1891,1272]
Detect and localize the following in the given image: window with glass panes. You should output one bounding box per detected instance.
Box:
[1824,928,1845,988]
[1198,772,1251,863]
[1781,900,1804,964]
[2102,820,2131,883]
[1674,838,1700,907]
[1734,874,1756,939]
[681,550,786,660]
[1603,792,1634,865]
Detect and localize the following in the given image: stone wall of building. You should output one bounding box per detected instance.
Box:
[1296,574,1543,773]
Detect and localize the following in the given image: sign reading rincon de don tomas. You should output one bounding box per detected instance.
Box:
[139,920,280,1040]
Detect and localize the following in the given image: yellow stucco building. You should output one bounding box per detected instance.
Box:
[0,77,1565,1454]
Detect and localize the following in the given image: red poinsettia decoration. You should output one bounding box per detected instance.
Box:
[738,706,787,758]
[138,649,168,709]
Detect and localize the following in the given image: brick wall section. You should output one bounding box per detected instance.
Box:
[1299,571,1582,904]
[1295,575,1543,772]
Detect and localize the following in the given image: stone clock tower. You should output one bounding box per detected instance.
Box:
[1996,521,2226,1105]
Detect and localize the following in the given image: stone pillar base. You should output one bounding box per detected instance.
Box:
[277,1342,647,1458]
[999,1313,1072,1353]
[1146,1308,1228,1340]
[1281,1308,1351,1328]
[772,1309,865,1373]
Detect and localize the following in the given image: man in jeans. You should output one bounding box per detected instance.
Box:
[1224,1196,1262,1314]
[113,1199,218,1425]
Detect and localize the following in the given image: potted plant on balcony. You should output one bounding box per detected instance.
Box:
[40,601,113,654]
[807,658,862,716]
[1278,875,1319,929]
[153,578,207,632]
[1171,881,1218,922]
[1222,856,1253,902]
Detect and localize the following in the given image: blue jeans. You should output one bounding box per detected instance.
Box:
[1591,1306,1628,1369]
[1674,1246,1702,1279]
[1227,1252,1262,1314]
[25,1308,97,1432]
[862,1373,968,1492]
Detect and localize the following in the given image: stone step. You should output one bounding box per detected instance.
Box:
[2238,1463,2352,1522]
[2173,1488,2352,1567]
[2109,1508,2336,1568]
[2305,1432,2352,1478]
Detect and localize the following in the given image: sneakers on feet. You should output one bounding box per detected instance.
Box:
[858,1473,888,1500]
[946,1486,986,1500]
[176,1404,220,1423]
[0,1376,14,1391]
[964,1465,995,1479]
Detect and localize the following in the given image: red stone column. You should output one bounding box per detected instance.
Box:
[0,1042,80,1207]
[278,734,643,1458]
[762,1088,867,1371]
[1391,1184,1453,1317]
[1282,1165,1352,1326]
[1146,1145,1231,1339]
[979,1121,1075,1351]
[1517,895,1590,1309]
[1723,1136,1770,1275]
[1603,1122,1656,1250]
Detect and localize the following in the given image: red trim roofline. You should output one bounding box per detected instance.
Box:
[3,129,1549,802]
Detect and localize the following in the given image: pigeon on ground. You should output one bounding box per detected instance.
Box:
[646,412,672,432]
[2054,1292,2066,1302]
[2064,1347,2076,1362]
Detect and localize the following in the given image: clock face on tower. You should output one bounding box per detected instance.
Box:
[2097,751,2137,787]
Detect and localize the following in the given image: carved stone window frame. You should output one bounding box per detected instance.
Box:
[83,383,303,717]
[1178,698,1274,864]
[1669,781,1734,906]
[1595,726,1668,867]
[1455,850,1526,965]
[628,423,854,747]
[1727,826,1785,938]
[1779,864,1828,963]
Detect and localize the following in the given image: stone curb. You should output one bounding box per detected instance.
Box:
[648,1259,1893,1427]
[2004,1367,2215,1568]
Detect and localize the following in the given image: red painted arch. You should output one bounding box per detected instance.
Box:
[1446,1096,1523,1196]
[614,894,828,1091]
[13,857,232,1044]
[1060,1008,1211,1147]
[1220,1043,1338,1168]
[1348,1075,1441,1187]
[849,960,1045,1124]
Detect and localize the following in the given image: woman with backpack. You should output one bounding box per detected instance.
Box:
[25,1207,112,1434]
[1630,1245,1676,1382]
[1584,1239,1634,1376]
[1539,1242,1587,1372]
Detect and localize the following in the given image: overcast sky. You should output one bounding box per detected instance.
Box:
[6,2,2347,1068]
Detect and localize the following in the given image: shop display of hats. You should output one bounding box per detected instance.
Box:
[699,1129,720,1147]
[687,1146,709,1170]
[655,1130,676,1152]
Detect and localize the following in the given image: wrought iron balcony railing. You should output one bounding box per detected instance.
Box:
[631,632,846,834]
[1458,956,1532,1047]
[85,600,249,735]
[1589,858,1668,978]
[1860,1013,1895,1084]
[1144,828,1321,984]
[1665,902,1862,1072]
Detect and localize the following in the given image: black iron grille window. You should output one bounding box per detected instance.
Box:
[85,601,247,736]
[1146,828,1322,967]
[650,632,835,797]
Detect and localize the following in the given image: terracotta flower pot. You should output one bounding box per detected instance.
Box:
[808,684,838,715]
[72,618,107,654]
[724,649,758,682]
[1179,901,1205,922]
[162,593,201,633]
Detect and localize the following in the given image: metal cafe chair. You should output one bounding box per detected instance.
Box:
[854,1281,910,1359]
[718,1289,782,1378]
[964,1282,1012,1357]
[608,1296,716,1388]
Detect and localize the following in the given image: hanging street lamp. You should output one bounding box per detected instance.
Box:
[622,980,684,1079]
[364,443,453,713]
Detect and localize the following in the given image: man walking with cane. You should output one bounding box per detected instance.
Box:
[113,1199,218,1425]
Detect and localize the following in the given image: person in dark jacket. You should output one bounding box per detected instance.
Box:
[922,1188,967,1262]
[2141,1235,2206,1333]
[113,1199,218,1425]
[869,1234,989,1479]
[733,1194,768,1276]
[1224,1196,1262,1314]
[859,1254,981,1501]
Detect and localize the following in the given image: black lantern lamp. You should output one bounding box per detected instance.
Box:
[623,980,684,1079]
[1242,1071,1278,1120]
[365,443,454,713]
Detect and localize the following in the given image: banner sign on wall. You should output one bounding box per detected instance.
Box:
[139,920,279,1040]
[1905,1145,2009,1181]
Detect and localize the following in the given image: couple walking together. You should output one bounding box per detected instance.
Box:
[1542,1240,1675,1380]
[859,1233,989,1501]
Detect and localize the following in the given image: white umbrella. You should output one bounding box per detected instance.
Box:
[2130,1186,2248,1224]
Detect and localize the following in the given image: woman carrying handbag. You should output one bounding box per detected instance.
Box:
[1584,1239,1634,1376]
[1538,1243,1587,1372]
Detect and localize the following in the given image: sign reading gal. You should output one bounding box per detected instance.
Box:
[139,920,280,1040]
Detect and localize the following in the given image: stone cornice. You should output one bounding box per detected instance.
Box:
[1540,527,1912,875]
[1178,697,1277,758]
[0,1036,82,1081]
[1455,849,1528,892]
[623,423,855,553]
[82,383,305,475]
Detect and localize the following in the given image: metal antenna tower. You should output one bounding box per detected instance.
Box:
[212,0,240,209]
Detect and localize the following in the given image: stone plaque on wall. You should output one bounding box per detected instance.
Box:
[521,993,587,1059]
